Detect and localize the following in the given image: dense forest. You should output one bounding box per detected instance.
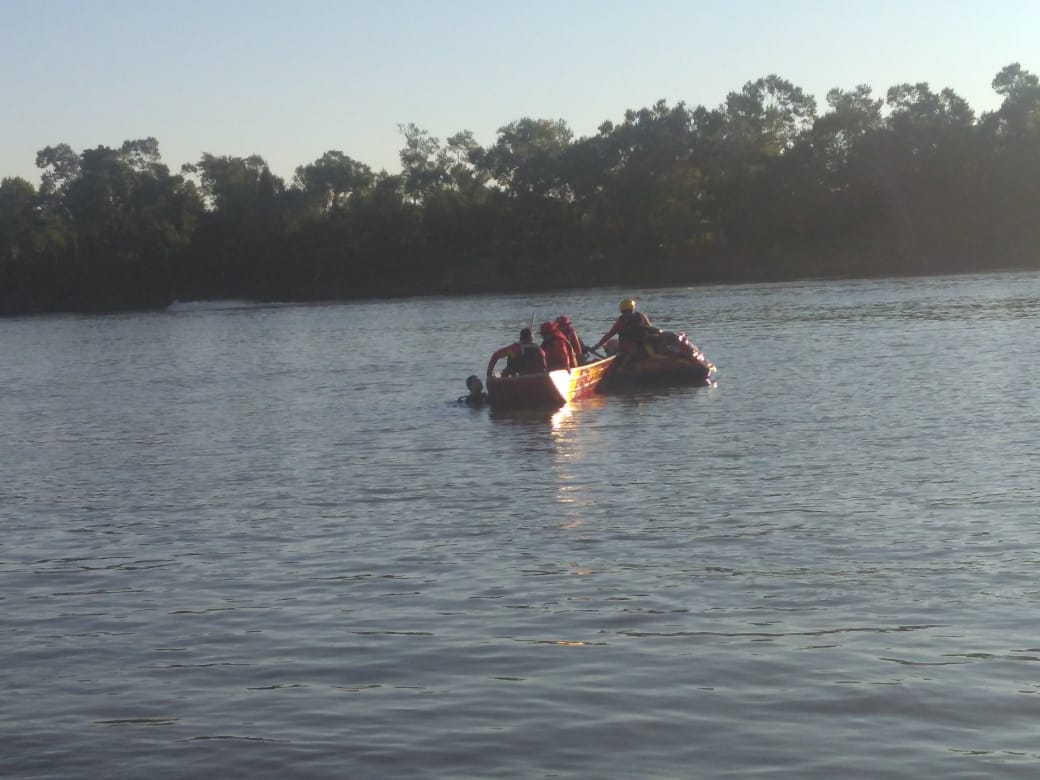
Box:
[2,64,1039,315]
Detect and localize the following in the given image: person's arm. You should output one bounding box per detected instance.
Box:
[594,319,622,349]
[486,345,513,376]
[568,333,583,356]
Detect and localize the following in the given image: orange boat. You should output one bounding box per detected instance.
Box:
[599,331,716,389]
[487,355,615,410]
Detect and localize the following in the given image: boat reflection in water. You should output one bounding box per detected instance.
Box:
[487,394,608,428]
[550,403,573,431]
[487,401,574,428]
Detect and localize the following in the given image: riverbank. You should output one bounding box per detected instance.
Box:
[3,245,1038,317]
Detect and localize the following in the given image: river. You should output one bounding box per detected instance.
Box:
[2,272,1039,778]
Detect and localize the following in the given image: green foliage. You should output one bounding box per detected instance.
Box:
[725,75,817,157]
[476,117,574,198]
[2,140,203,313]
[986,63,1040,141]
[3,64,1040,314]
[0,177,38,263]
[294,151,374,215]
[814,86,884,171]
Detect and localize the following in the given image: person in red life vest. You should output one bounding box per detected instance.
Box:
[554,315,585,361]
[487,327,547,377]
[592,298,657,365]
[539,321,578,371]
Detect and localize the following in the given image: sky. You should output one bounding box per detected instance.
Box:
[2,0,1038,186]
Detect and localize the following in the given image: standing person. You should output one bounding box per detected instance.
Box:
[486,328,547,377]
[592,298,656,364]
[539,321,578,371]
[555,315,585,360]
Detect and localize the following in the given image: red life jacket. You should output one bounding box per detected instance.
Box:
[540,324,575,370]
[556,319,583,355]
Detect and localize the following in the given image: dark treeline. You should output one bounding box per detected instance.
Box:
[2,65,1040,315]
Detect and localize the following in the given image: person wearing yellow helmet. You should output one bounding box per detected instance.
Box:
[592,297,655,364]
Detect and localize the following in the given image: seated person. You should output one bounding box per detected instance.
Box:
[486,328,547,377]
[539,321,578,371]
[555,315,586,361]
[592,298,657,365]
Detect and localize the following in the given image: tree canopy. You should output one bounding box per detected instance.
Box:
[2,64,1040,314]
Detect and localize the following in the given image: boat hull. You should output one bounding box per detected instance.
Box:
[603,355,717,388]
[487,356,615,409]
[599,334,716,390]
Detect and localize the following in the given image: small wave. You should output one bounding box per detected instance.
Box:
[96,718,179,726]
[183,735,291,743]
[167,299,289,313]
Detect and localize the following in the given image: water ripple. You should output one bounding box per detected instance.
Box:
[4,275,1040,778]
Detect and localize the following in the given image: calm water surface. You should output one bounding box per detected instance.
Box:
[3,272,1040,778]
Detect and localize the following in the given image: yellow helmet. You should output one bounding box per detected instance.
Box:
[619,298,636,313]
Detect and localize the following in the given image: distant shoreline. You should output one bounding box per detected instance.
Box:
[4,251,1037,318]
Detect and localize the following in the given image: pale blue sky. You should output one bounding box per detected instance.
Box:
[2,0,1037,185]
